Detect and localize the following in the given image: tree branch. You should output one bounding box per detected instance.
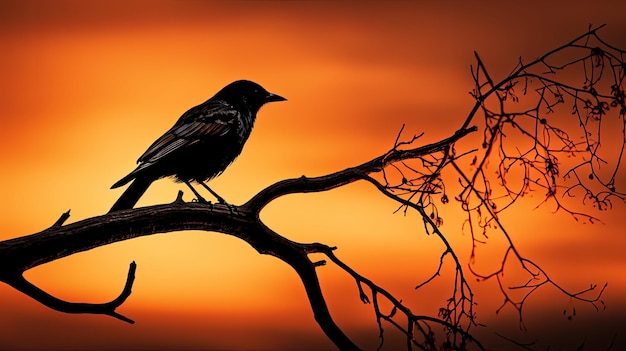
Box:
[4,262,136,324]
[0,126,476,350]
[243,125,477,213]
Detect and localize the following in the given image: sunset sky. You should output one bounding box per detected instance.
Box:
[1,1,625,350]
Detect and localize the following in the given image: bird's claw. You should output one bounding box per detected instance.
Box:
[191,196,216,210]
[222,202,238,216]
[193,196,208,204]
[215,196,228,205]
[194,194,210,204]
[212,196,237,215]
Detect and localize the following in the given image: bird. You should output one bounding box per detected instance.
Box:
[109,80,286,212]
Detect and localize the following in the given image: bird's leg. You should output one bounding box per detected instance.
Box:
[198,182,237,216]
[184,181,208,204]
[198,182,228,204]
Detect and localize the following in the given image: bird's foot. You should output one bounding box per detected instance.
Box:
[192,194,208,204]
[218,201,238,216]
[226,204,238,216]
[214,194,228,206]
[193,196,217,210]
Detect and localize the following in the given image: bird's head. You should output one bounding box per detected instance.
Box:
[214,80,286,113]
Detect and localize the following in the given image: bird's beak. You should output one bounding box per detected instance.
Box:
[266,92,287,102]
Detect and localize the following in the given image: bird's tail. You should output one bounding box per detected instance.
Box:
[109,177,153,213]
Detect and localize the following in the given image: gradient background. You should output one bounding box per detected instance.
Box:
[1,1,625,350]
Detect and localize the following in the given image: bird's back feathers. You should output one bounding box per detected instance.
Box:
[138,101,238,164]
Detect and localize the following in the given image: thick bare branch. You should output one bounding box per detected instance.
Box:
[0,202,361,350]
[0,125,477,351]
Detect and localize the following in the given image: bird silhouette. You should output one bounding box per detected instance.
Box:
[109,80,286,212]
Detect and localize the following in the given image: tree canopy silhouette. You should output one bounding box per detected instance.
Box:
[0,25,624,350]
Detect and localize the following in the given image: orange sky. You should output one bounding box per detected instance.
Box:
[1,1,625,350]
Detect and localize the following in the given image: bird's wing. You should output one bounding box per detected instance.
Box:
[137,101,239,164]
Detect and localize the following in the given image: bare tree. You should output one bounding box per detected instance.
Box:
[1,25,624,350]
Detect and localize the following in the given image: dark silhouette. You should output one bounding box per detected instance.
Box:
[109,80,286,212]
[1,26,623,351]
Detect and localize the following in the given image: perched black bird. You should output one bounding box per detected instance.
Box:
[109,80,286,212]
